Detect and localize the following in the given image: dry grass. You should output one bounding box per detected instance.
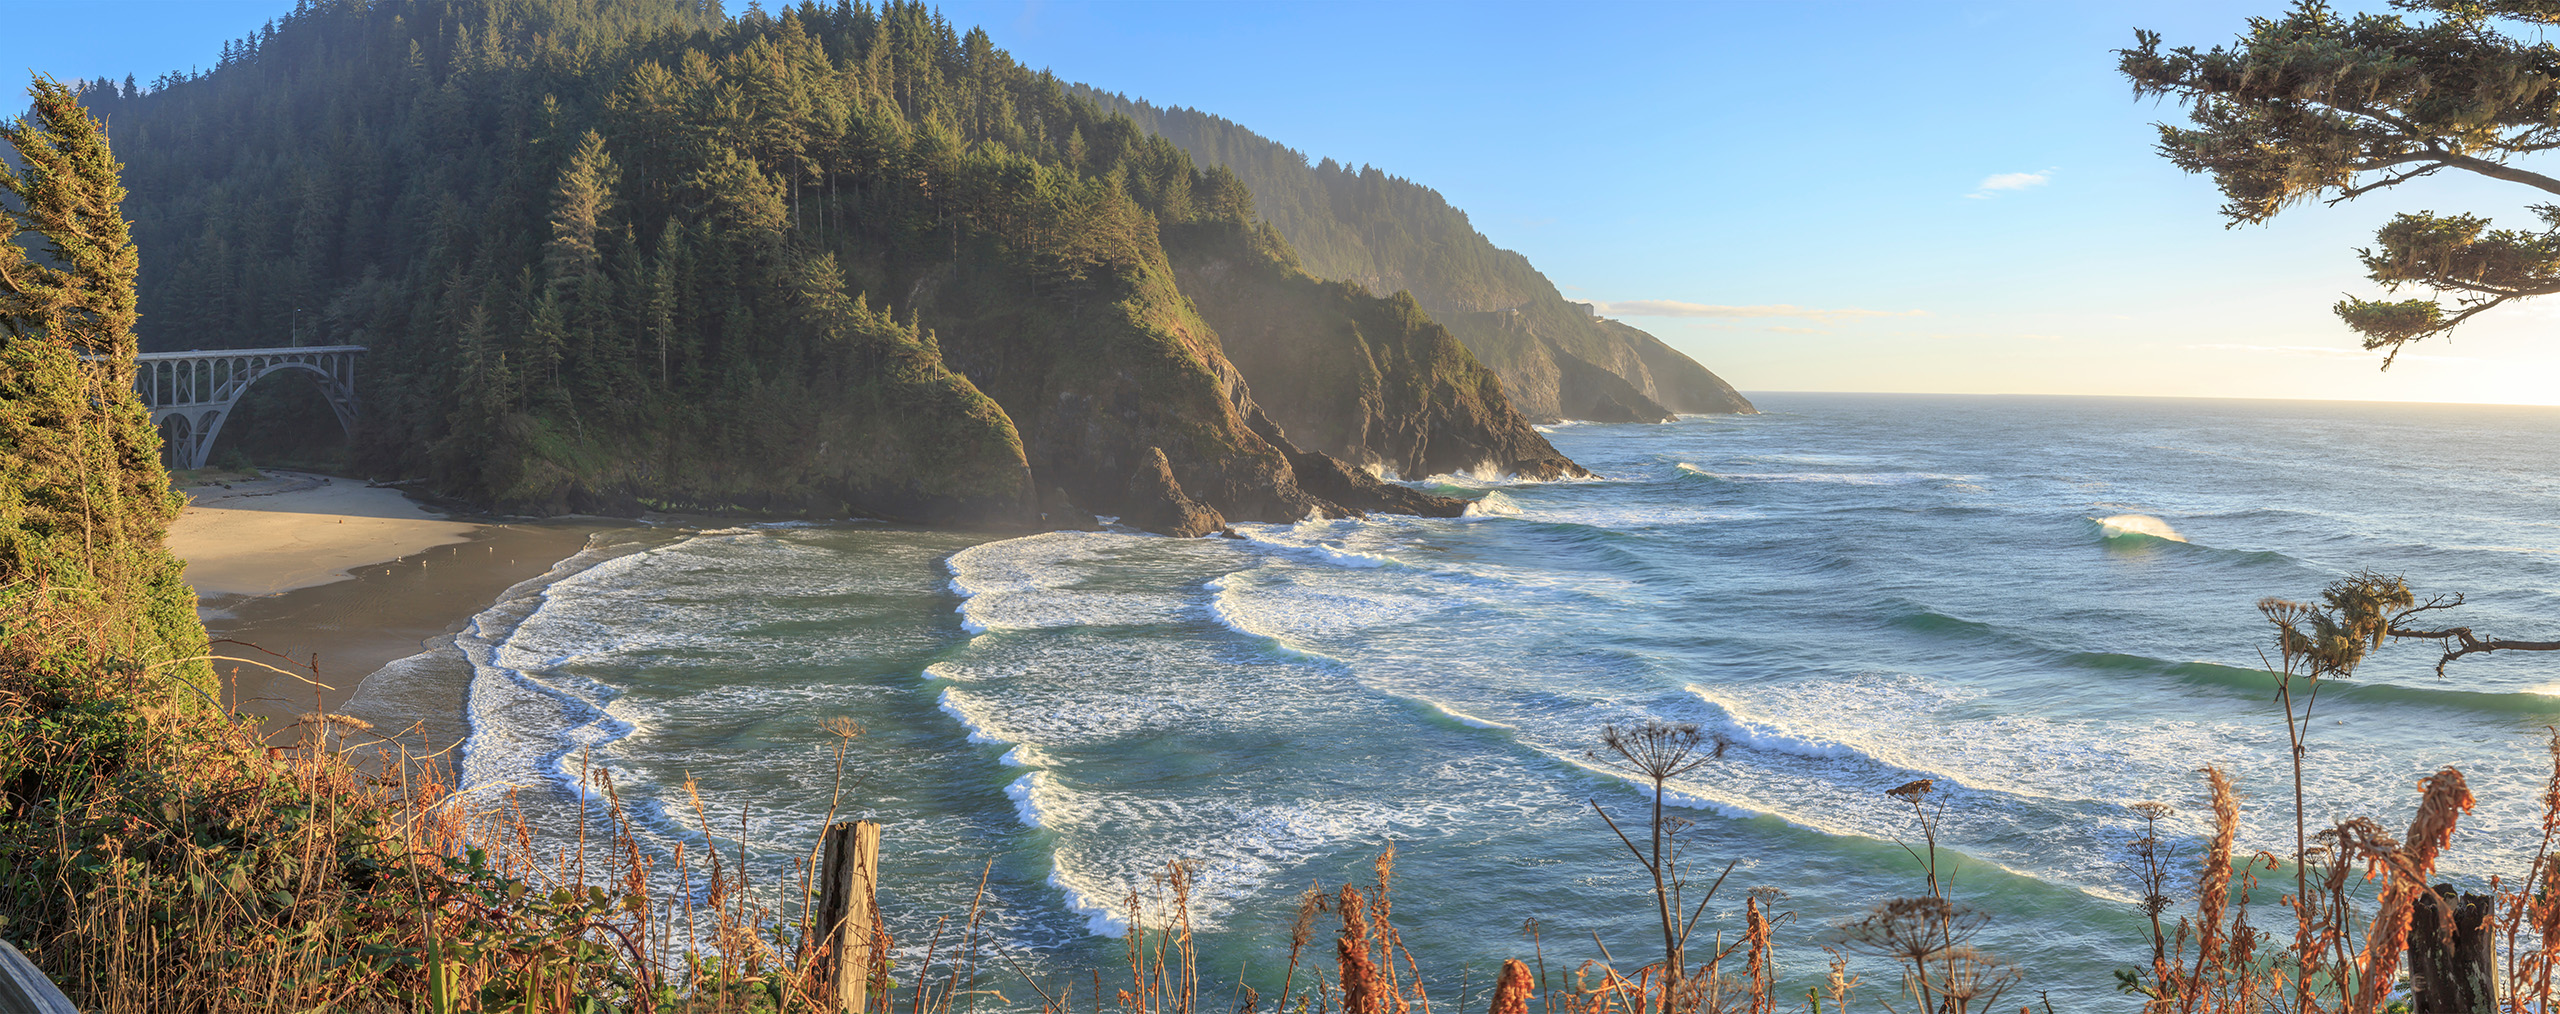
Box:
[1,654,1012,1014]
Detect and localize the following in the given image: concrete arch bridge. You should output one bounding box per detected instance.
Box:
[131,345,364,469]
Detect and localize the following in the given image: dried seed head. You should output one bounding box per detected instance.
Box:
[1886,778,1935,802]
[1596,720,1715,781]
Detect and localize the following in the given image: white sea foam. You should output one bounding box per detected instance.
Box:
[1414,696,1514,731]
[997,744,1054,767]
[926,680,1217,746]
[457,537,661,800]
[936,686,1014,745]
[1463,490,1524,517]
[1020,776,1431,935]
[944,531,1204,632]
[1226,520,1400,568]
[1685,685,1858,760]
[1556,751,1770,822]
[1683,673,2272,812]
[1005,771,1054,830]
[2092,513,2188,542]
[1205,568,1437,647]
[1421,468,1607,491]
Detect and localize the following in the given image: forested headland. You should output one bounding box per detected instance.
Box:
[55,0,1771,528]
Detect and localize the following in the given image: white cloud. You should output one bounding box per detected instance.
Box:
[1967,169,2054,199]
[1594,300,1927,321]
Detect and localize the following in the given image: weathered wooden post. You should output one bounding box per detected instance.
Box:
[815,820,883,1013]
[0,937,77,1014]
[2407,883,2496,1014]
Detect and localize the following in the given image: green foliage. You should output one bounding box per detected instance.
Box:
[2123,0,2560,361]
[0,76,208,690]
[2258,570,2416,679]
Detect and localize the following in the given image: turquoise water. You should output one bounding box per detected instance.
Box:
[426,393,2560,1008]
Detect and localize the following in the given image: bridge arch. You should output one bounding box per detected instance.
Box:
[128,346,365,470]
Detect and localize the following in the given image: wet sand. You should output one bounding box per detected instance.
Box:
[202,523,612,749]
[167,471,623,749]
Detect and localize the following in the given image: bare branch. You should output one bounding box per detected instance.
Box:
[1586,799,1655,873]
[2328,161,2450,205]
[2429,148,2560,198]
[2388,623,2560,677]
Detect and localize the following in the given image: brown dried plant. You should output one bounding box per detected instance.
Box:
[1489,958,1536,1014]
[1832,779,2019,1014]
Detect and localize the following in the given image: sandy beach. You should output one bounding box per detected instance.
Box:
[167,471,620,747]
[166,472,483,598]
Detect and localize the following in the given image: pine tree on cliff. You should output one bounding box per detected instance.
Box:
[0,76,210,684]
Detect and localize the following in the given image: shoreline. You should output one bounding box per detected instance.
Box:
[167,470,623,750]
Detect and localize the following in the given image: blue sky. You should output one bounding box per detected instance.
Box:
[6,0,2556,404]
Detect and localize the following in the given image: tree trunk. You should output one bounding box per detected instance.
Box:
[2406,884,2495,1014]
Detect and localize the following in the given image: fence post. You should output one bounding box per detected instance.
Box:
[816,820,882,1013]
[2406,883,2496,1014]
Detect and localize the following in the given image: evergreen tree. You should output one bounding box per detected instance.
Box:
[2124,1,2560,364]
[0,76,209,684]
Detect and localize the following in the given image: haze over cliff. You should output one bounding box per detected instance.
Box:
[1073,89,1755,423]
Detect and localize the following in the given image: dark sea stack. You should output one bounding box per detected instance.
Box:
[1164,222,1591,482]
[1123,447,1228,537]
[1281,445,1469,518]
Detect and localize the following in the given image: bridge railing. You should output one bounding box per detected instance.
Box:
[129,344,370,361]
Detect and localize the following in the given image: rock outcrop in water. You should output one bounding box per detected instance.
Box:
[1122,448,1227,537]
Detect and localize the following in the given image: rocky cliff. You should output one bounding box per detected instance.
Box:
[1437,303,1757,422]
[902,227,1342,528]
[1163,221,1586,481]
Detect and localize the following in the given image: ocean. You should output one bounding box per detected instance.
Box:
[408,392,2560,1009]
